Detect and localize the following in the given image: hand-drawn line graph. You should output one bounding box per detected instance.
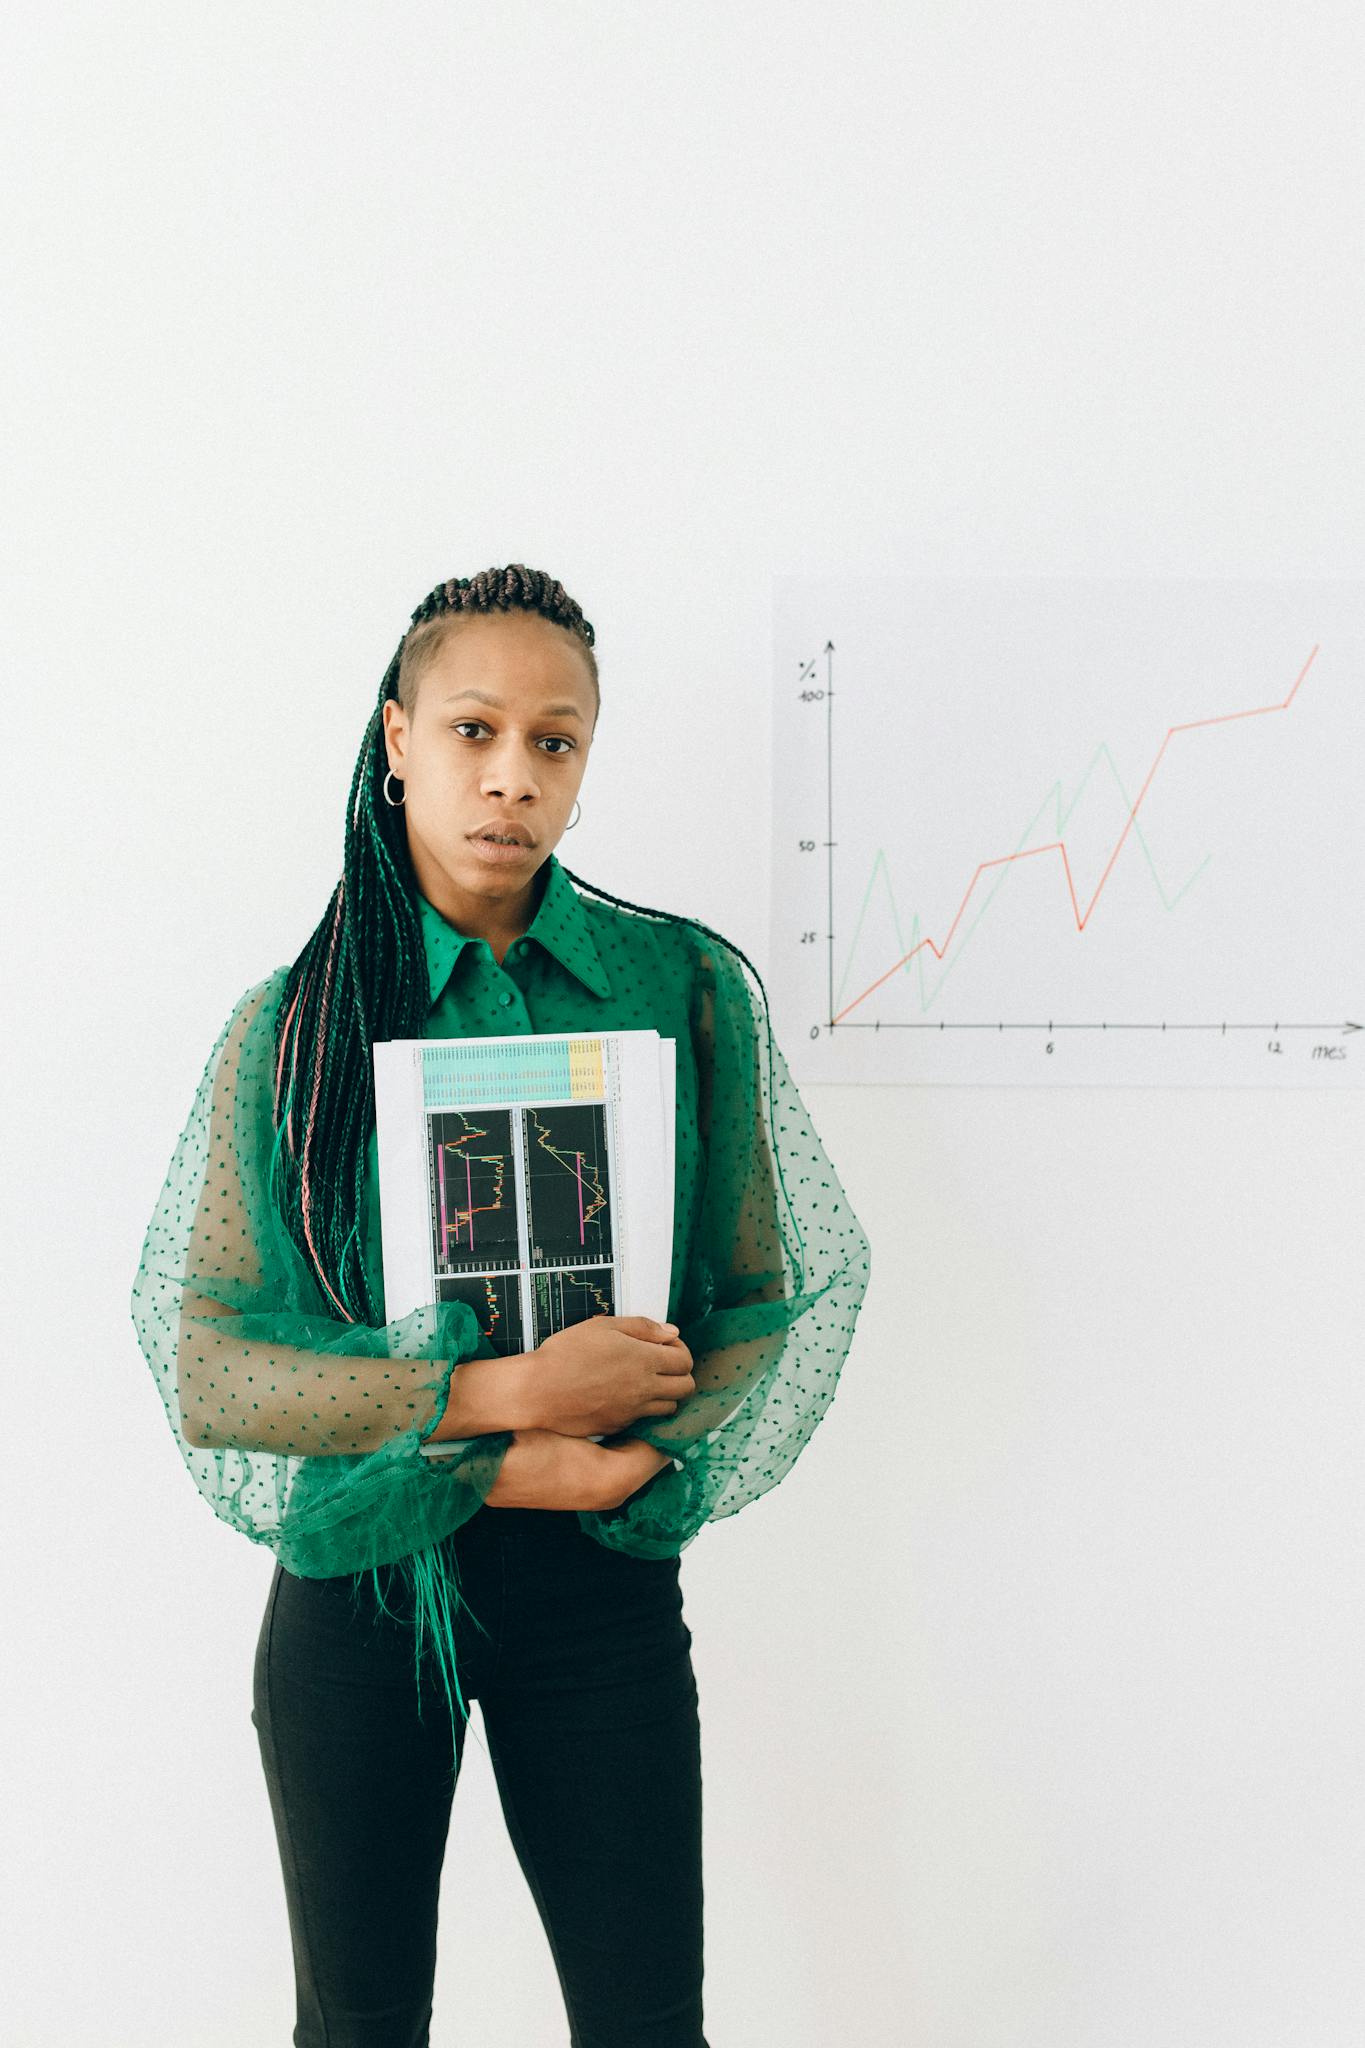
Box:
[833,642,1320,1023]
[771,577,1363,1089]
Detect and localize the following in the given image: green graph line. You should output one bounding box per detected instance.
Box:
[833,739,1214,1015]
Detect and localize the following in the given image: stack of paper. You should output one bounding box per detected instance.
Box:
[372,1030,676,1456]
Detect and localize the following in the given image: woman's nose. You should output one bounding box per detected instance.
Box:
[482,744,540,800]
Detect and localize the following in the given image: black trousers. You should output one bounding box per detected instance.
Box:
[252,1503,709,2048]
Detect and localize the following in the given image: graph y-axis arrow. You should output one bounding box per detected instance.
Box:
[825,639,836,1031]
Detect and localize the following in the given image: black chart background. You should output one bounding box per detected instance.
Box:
[523,1100,614,1267]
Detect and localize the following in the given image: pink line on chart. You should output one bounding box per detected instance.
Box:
[437,1141,448,1258]
[466,1153,474,1247]
[576,1151,584,1243]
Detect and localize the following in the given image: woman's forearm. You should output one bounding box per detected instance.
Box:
[427,1352,537,1441]
[482,1430,674,1510]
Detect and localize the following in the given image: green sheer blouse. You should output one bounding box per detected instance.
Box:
[131,852,872,1584]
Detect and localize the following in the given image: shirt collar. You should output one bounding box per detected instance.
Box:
[415,850,613,1007]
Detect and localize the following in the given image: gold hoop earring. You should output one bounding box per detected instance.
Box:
[383,769,405,808]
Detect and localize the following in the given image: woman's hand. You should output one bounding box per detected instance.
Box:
[526,1315,695,1438]
[482,1429,673,1512]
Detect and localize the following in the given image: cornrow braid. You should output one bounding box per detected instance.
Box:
[406,563,597,647]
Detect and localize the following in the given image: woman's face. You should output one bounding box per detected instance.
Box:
[381,610,598,925]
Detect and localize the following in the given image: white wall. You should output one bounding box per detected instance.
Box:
[4,4,1363,2043]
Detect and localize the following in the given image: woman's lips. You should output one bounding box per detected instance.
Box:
[468,832,533,863]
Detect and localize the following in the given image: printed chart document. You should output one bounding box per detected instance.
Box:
[372,1030,676,1459]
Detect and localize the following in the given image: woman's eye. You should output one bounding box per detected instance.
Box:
[449,721,573,755]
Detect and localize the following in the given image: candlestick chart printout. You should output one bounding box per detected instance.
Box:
[427,1098,615,1355]
[373,1030,676,1395]
[771,576,1363,1089]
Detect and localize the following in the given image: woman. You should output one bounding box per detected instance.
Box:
[131,563,871,2048]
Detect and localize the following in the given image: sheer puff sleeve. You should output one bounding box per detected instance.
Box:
[130,970,509,1578]
[578,927,871,1557]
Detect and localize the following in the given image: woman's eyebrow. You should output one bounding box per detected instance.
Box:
[441,688,585,721]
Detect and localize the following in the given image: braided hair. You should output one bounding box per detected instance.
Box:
[270,562,776,1329]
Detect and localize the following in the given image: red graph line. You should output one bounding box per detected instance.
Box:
[831,644,1320,1025]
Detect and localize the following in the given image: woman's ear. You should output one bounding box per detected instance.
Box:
[381,697,409,775]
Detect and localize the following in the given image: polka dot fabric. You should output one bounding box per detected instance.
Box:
[130,965,507,1576]
[578,915,873,1560]
[130,855,871,1682]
